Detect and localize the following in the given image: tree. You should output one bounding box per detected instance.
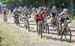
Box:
[0,0,75,8]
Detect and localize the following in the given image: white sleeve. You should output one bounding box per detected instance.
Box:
[59,12,63,16]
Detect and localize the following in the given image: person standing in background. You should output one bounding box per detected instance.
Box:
[3,7,8,22]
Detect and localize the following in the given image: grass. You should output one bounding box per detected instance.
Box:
[0,15,74,46]
[0,22,26,46]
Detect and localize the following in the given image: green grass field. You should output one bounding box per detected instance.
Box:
[0,22,23,46]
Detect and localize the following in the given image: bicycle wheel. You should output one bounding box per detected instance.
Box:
[38,21,43,38]
[40,28,43,38]
[40,24,43,38]
[60,28,72,42]
[66,28,72,42]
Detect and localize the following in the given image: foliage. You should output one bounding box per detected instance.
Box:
[0,0,74,8]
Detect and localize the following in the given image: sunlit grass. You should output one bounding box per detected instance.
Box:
[0,22,26,46]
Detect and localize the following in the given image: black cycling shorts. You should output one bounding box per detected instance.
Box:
[52,13,56,17]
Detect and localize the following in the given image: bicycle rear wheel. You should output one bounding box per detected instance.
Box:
[40,29,43,38]
[38,21,43,38]
[40,23,43,38]
[66,28,72,42]
[63,28,72,42]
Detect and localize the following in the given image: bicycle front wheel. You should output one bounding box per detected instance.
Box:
[65,28,72,42]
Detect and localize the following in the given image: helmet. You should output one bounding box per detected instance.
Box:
[37,9,41,13]
[52,6,56,9]
[63,8,68,13]
[59,8,68,16]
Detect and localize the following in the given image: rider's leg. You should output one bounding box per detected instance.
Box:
[59,22,62,35]
[53,17,55,31]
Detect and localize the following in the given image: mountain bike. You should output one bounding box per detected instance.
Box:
[60,20,72,42]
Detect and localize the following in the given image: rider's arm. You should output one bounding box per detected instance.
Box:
[59,12,64,17]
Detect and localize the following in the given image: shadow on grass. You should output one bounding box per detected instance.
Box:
[28,27,75,43]
[71,30,75,32]
[49,29,56,31]
[29,24,36,25]
[43,35,75,43]
[70,26,75,28]
[19,25,25,28]
[29,30,37,33]
[29,20,35,22]
[30,27,34,29]
[7,22,15,24]
[7,22,24,24]
[29,28,57,35]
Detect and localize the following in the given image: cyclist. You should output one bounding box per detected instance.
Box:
[13,7,17,23]
[35,9,42,32]
[3,7,8,22]
[42,8,48,29]
[42,8,49,32]
[18,6,22,21]
[14,8,20,25]
[59,8,70,35]
[23,14,29,30]
[22,6,30,30]
[50,6,58,30]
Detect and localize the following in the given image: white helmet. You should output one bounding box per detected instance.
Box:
[32,7,35,10]
[37,9,41,13]
[63,8,68,13]
[59,8,68,16]
[52,6,56,9]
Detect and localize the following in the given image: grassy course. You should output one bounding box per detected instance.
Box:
[0,22,27,46]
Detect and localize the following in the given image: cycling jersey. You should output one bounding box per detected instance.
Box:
[35,14,42,20]
[60,15,69,23]
[51,8,57,17]
[35,13,42,23]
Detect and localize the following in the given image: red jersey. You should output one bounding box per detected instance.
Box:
[35,13,42,20]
